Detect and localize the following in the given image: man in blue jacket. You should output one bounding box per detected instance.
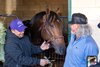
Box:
[4,19,50,67]
[64,13,99,67]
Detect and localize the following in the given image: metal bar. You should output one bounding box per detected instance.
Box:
[59,16,67,18]
[0,14,18,19]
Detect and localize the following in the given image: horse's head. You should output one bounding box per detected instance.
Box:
[40,11,66,55]
[28,11,66,55]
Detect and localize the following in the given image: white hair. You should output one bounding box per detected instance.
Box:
[76,24,92,37]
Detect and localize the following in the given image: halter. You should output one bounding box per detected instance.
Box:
[47,35,64,43]
[40,13,64,43]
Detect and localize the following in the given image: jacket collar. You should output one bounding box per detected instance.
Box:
[6,28,21,39]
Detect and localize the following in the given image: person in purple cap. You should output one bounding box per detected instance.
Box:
[64,13,99,67]
[4,19,50,67]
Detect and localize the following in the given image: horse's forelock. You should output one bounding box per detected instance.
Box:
[48,11,61,23]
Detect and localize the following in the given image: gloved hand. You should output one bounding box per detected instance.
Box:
[40,41,50,50]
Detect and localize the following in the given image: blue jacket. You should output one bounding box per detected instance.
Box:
[64,33,99,67]
[4,29,43,67]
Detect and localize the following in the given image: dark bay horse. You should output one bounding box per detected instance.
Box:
[23,11,66,55]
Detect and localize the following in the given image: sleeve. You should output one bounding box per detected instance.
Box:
[25,36,43,54]
[31,44,43,54]
[84,42,99,61]
[4,42,40,66]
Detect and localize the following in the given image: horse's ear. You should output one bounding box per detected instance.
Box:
[45,7,50,23]
[52,16,56,22]
[46,8,50,14]
[56,8,62,16]
[46,7,50,15]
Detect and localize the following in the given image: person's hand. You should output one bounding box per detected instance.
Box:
[40,59,49,66]
[40,41,50,50]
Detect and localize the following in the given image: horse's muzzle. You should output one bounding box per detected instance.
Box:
[55,45,66,55]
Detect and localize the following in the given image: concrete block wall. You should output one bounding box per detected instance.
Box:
[0,0,67,26]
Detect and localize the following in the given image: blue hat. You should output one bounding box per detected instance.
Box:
[10,19,27,32]
[69,13,88,24]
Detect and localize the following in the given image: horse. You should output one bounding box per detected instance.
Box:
[23,10,66,55]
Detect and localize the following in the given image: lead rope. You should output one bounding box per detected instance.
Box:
[44,56,55,67]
